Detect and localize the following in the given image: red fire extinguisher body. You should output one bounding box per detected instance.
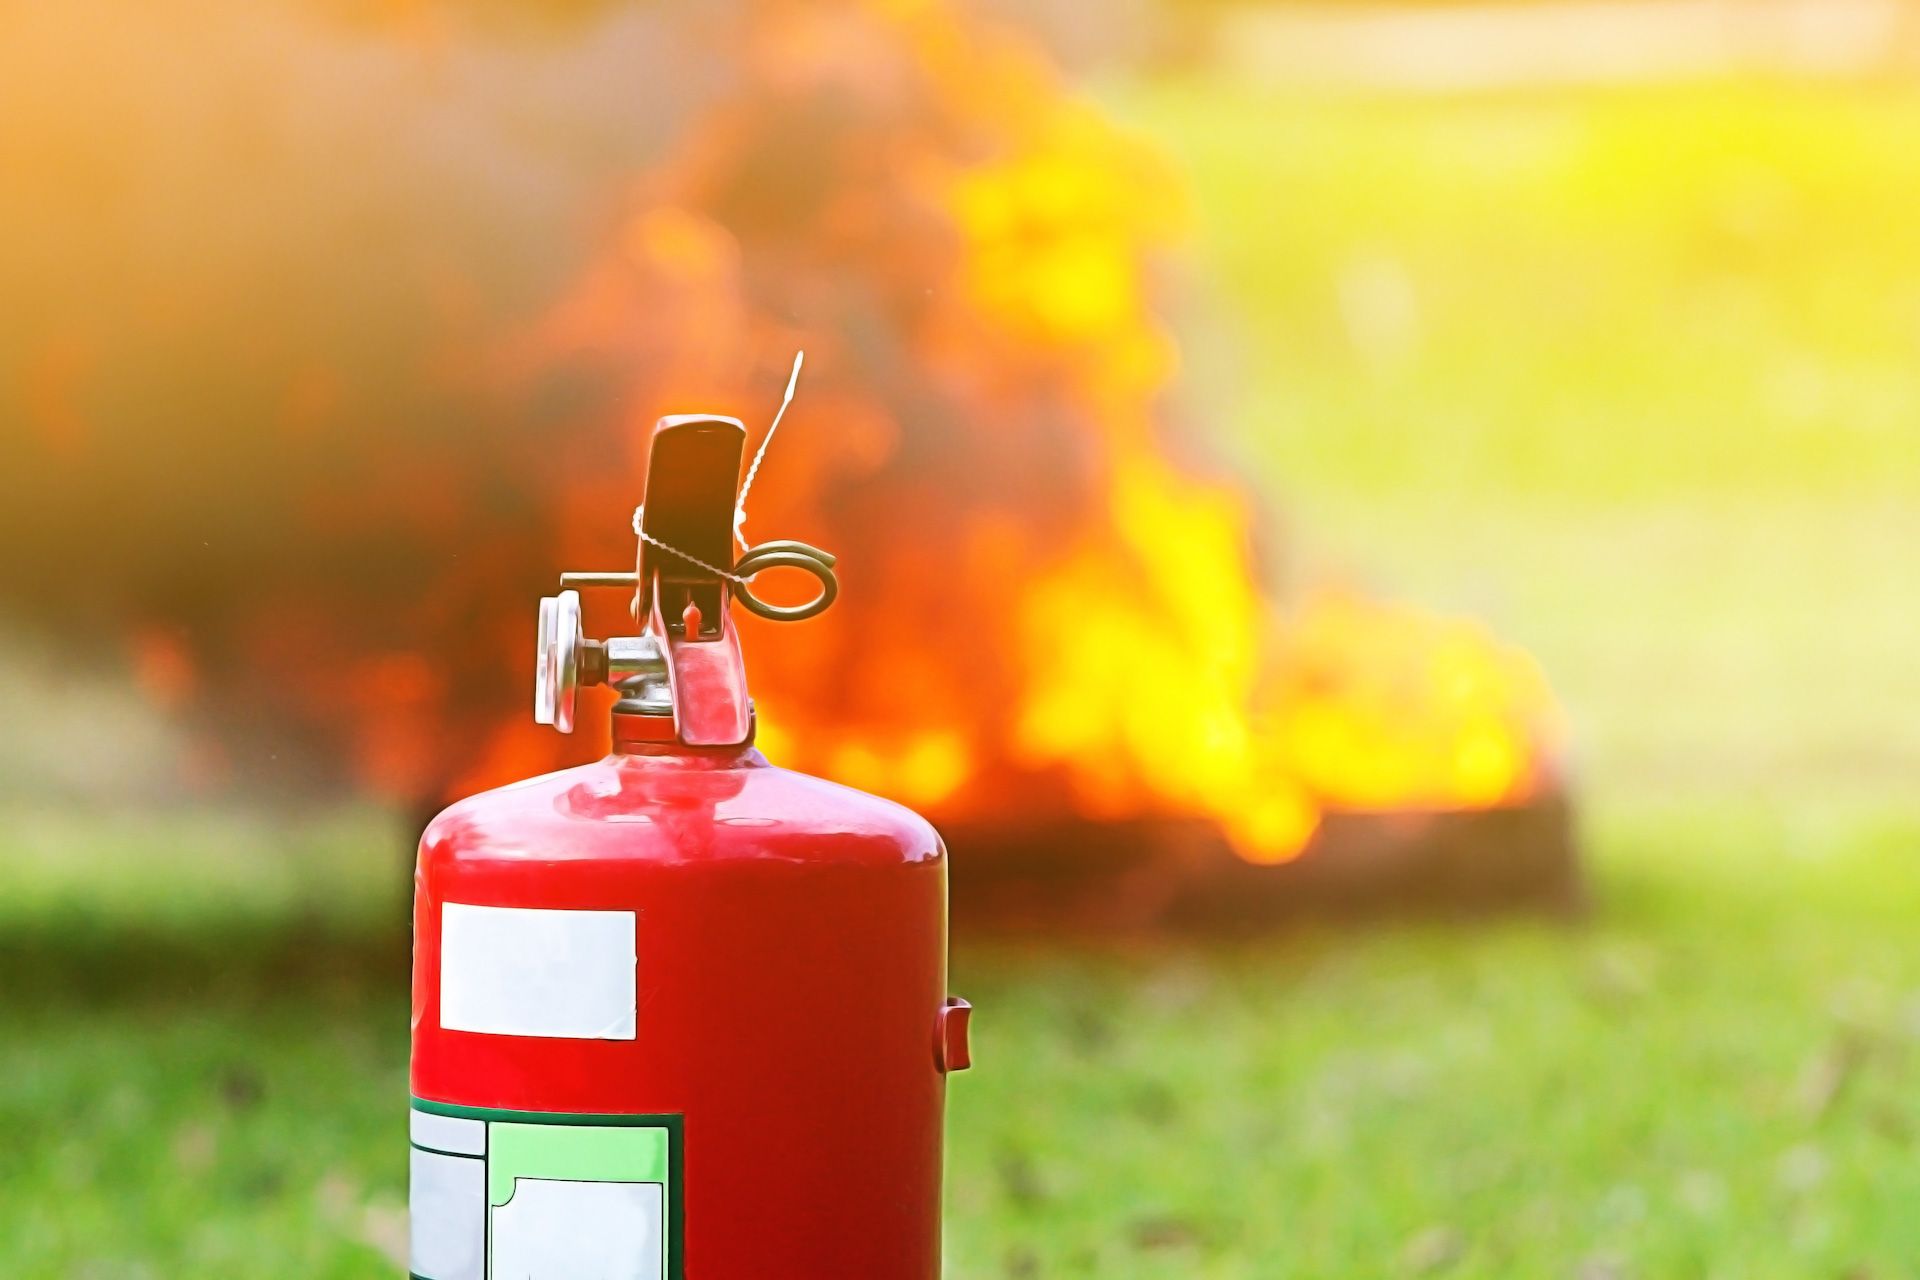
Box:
[412,739,953,1278]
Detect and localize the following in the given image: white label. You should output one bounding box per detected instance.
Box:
[409,1148,485,1280]
[440,903,637,1040]
[492,1179,664,1280]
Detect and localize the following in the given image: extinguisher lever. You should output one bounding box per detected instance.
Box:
[637,414,748,639]
[636,414,756,747]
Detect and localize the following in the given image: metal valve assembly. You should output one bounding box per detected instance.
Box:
[530,413,836,744]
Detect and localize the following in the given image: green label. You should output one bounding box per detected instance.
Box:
[409,1099,684,1280]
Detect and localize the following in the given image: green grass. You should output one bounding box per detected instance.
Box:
[951,802,1920,1279]
[7,71,1920,1277]
[7,802,1920,1277]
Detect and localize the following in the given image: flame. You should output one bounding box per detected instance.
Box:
[30,0,1563,860]
[484,0,1565,862]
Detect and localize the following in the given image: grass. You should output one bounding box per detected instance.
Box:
[8,802,1920,1277]
[7,70,1920,1278]
[951,801,1920,1279]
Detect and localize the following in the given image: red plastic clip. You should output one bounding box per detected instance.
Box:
[935,996,972,1074]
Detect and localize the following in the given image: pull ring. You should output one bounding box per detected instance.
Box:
[731,540,839,622]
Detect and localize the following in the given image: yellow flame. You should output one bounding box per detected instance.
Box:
[525,0,1563,864]
[806,730,976,811]
[1007,448,1559,862]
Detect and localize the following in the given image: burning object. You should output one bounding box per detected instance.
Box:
[502,0,1567,873]
[4,0,1570,912]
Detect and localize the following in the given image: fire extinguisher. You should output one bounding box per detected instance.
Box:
[408,411,971,1280]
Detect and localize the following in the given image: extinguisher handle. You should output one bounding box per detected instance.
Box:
[650,573,754,747]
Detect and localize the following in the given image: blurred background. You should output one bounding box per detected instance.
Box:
[3,0,1919,1274]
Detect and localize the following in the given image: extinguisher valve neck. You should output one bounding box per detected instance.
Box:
[612,671,675,716]
[605,636,667,680]
[605,637,671,714]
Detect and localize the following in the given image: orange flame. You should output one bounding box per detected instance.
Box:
[467,0,1565,862]
[50,0,1561,857]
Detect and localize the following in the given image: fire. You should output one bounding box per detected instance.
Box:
[12,0,1563,859]
[492,0,1564,861]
